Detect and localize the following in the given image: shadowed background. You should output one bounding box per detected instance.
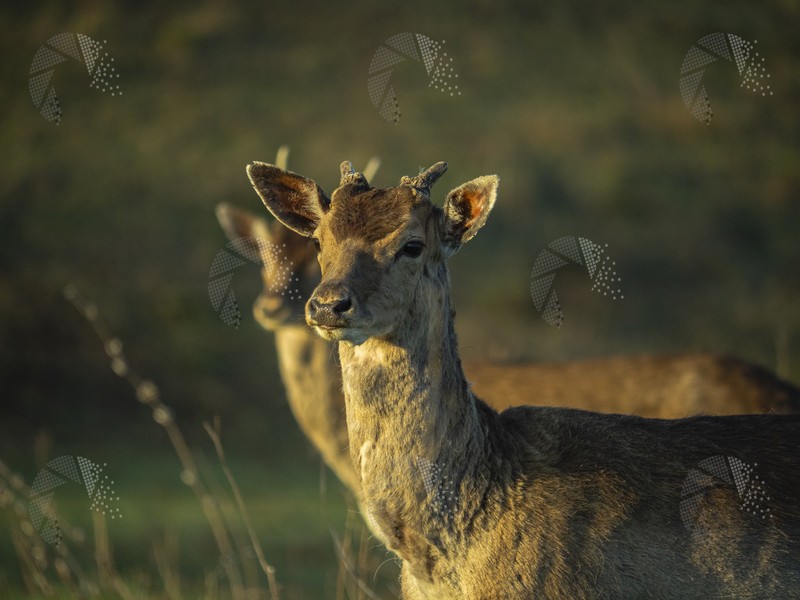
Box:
[1,0,798,597]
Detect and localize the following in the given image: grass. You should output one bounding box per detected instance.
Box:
[1,457,401,599]
[0,287,399,600]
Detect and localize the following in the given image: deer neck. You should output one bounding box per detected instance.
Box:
[338,263,486,557]
[274,324,358,492]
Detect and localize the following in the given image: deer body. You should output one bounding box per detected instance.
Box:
[340,266,800,599]
[252,159,800,598]
[465,354,800,416]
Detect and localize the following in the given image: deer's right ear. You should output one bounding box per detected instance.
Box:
[246,162,330,237]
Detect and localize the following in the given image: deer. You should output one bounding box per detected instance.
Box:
[214,148,379,495]
[219,150,797,501]
[251,158,800,599]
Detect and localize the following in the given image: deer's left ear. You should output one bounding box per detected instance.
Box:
[247,162,330,237]
[216,203,272,244]
[441,175,499,255]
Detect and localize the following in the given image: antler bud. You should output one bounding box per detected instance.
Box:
[400,161,448,191]
[340,161,354,181]
[339,160,370,188]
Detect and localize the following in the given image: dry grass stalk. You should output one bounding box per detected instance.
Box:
[0,458,100,597]
[204,417,279,600]
[63,284,280,600]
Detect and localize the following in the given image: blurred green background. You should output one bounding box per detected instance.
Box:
[1,0,798,597]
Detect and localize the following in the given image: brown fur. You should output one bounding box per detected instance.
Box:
[330,185,415,243]
[465,355,800,416]
[253,159,800,599]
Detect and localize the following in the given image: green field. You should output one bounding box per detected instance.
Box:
[1,451,401,599]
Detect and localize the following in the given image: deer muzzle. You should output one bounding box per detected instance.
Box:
[306,283,356,329]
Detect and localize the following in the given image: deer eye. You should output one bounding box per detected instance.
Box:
[311,238,321,252]
[398,240,424,258]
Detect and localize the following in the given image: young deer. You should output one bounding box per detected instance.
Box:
[216,201,358,492]
[252,160,800,599]
[214,148,380,494]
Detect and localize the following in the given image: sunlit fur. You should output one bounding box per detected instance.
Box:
[219,201,800,559]
[257,162,800,599]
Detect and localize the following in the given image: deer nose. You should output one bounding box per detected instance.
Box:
[307,286,355,325]
[259,296,283,313]
[253,294,290,328]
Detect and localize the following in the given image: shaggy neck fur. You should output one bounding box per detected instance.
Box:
[339,261,495,587]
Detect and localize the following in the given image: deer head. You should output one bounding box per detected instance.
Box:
[248,160,498,344]
[215,203,320,330]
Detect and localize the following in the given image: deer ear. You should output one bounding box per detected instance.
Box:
[216,202,272,243]
[441,175,498,255]
[246,162,330,237]
[215,202,274,261]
